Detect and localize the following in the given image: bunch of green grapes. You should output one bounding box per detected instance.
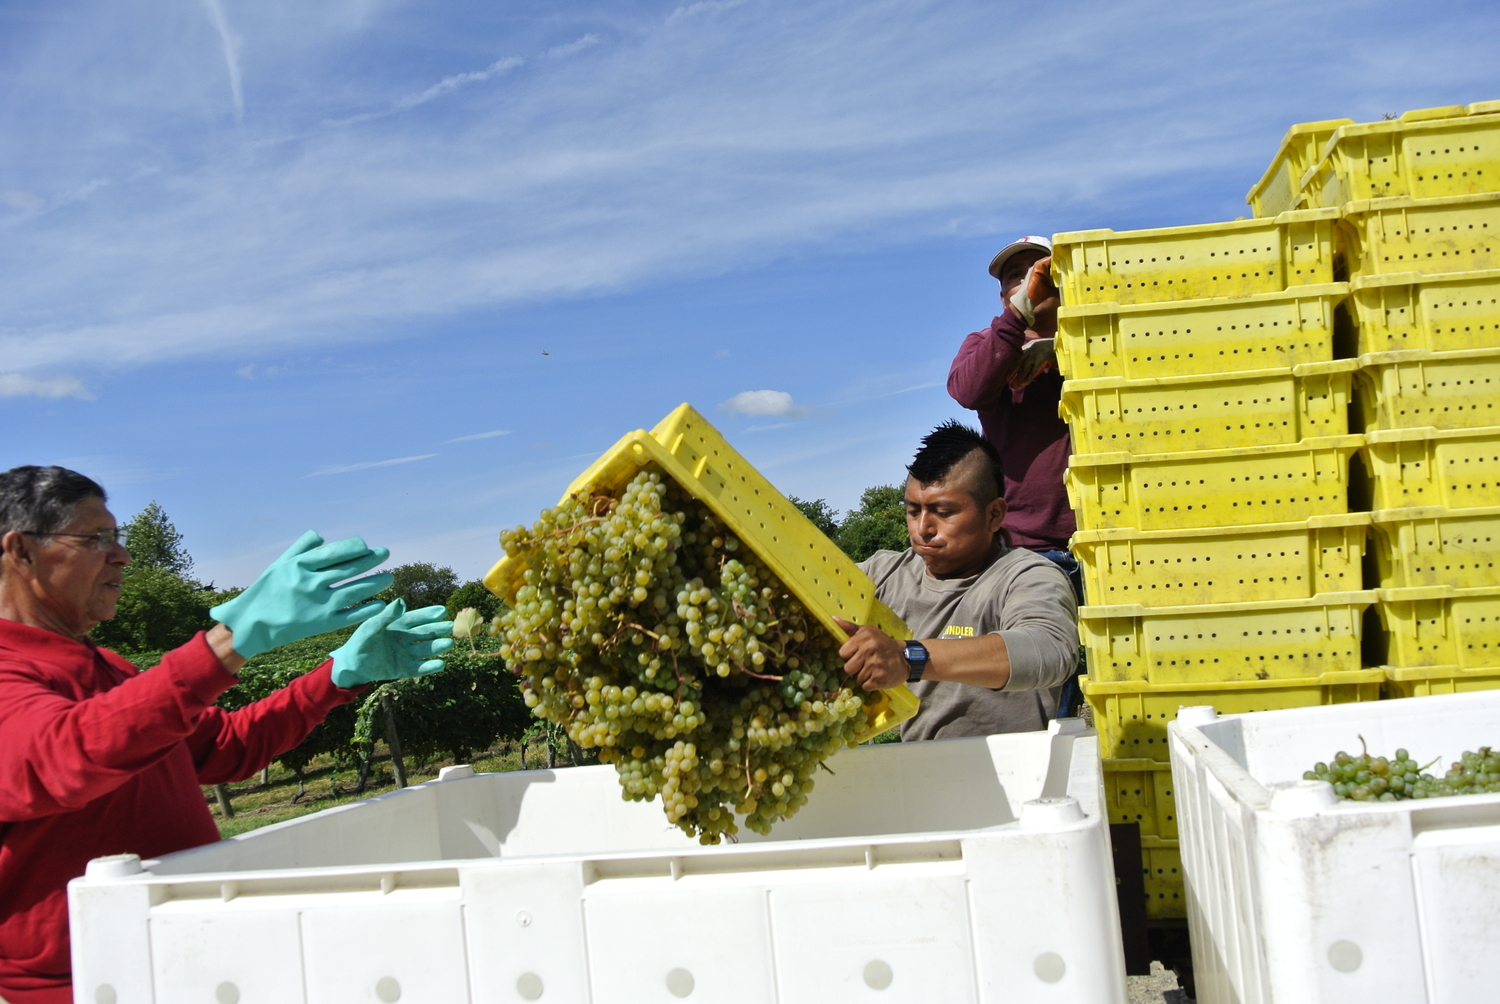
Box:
[493,467,877,843]
[1303,742,1500,801]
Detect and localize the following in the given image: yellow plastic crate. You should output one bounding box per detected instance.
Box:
[1340,192,1500,278]
[1089,672,1380,922]
[1082,670,1384,763]
[1102,756,1185,918]
[1383,662,1500,698]
[1064,435,1364,532]
[1141,843,1185,920]
[1348,267,1500,355]
[1374,583,1500,670]
[1061,359,1355,457]
[1079,590,1375,686]
[1302,101,1500,209]
[1360,424,1500,510]
[1370,504,1500,589]
[1246,118,1355,218]
[1071,513,1368,608]
[483,403,919,740]
[1354,347,1500,432]
[1050,207,1340,307]
[1054,282,1348,381]
[1104,756,1177,840]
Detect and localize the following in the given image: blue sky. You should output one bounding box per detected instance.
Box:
[4,0,1499,587]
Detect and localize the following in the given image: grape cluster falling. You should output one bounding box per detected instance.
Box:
[1304,740,1500,801]
[494,467,878,843]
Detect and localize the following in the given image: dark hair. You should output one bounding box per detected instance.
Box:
[906,421,1004,503]
[0,466,108,540]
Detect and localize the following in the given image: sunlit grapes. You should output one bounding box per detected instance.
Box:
[494,467,878,843]
[1304,742,1500,802]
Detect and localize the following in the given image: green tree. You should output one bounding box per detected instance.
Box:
[787,496,840,538]
[91,565,217,652]
[123,501,192,576]
[383,562,460,610]
[445,579,504,621]
[92,502,219,654]
[835,485,910,561]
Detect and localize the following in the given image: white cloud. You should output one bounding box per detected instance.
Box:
[392,56,524,111]
[0,373,94,400]
[719,390,812,418]
[307,454,437,477]
[446,429,512,443]
[0,190,44,210]
[667,1,747,25]
[545,34,600,59]
[200,0,243,121]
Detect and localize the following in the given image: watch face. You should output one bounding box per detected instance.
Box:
[904,642,928,682]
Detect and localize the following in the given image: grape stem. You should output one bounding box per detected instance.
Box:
[620,622,662,641]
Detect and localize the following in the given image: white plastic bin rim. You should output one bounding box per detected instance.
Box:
[119,730,1105,883]
[1169,689,1500,819]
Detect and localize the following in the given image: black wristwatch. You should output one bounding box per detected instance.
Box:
[903,641,929,683]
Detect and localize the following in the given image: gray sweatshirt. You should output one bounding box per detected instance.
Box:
[859,546,1078,740]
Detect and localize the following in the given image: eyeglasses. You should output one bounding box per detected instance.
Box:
[21,528,129,550]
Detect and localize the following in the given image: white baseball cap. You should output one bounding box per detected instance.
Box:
[987,235,1053,280]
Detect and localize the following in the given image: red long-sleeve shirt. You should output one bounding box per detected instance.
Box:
[947,304,1075,551]
[0,619,359,1004]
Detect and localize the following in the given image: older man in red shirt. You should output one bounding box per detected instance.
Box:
[0,466,453,1004]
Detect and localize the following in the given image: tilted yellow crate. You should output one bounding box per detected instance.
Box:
[1061,359,1356,457]
[1246,118,1355,218]
[1065,435,1364,532]
[1071,513,1368,608]
[1079,590,1376,687]
[1054,282,1348,382]
[1347,267,1500,355]
[1354,347,1500,432]
[484,403,918,740]
[1339,192,1500,278]
[1303,101,1500,209]
[1360,424,1500,511]
[1370,504,1500,589]
[1050,207,1340,308]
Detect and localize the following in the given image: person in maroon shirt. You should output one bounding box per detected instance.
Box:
[0,466,453,1004]
[948,235,1083,714]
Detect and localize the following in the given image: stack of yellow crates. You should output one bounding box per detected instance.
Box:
[1050,193,1377,921]
[1055,99,1500,922]
[1251,102,1500,698]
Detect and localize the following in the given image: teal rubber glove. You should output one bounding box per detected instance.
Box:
[330,599,455,688]
[210,530,393,659]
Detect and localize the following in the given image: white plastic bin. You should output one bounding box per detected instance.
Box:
[69,722,1126,1004]
[1168,693,1500,1004]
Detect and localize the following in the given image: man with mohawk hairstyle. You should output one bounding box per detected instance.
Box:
[835,422,1078,738]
